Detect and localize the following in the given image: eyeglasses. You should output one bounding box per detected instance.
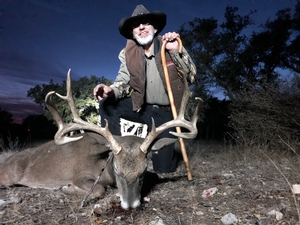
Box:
[132,20,151,29]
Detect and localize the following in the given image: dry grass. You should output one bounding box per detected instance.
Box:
[1,139,300,224]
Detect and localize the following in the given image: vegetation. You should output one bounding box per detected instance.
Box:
[27,75,112,124]
[0,107,57,148]
[179,2,300,148]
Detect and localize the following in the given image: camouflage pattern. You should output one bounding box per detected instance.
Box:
[170,51,196,84]
[113,81,134,98]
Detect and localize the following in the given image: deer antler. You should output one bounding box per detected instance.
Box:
[140,74,203,153]
[45,69,122,154]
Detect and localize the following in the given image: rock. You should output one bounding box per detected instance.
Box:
[0,197,21,206]
[202,187,218,198]
[149,217,165,225]
[267,209,283,221]
[222,173,235,179]
[221,213,238,224]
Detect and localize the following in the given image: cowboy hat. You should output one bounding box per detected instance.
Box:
[118,4,166,39]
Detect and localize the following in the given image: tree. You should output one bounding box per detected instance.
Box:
[0,107,13,140]
[0,108,29,148]
[179,2,300,145]
[27,75,112,124]
[179,6,255,100]
[22,114,57,140]
[179,4,300,100]
[0,107,13,125]
[240,7,298,87]
[27,79,62,109]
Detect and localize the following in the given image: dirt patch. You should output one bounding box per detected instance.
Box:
[1,141,300,224]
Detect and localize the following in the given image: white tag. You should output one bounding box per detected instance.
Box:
[120,118,148,138]
[293,184,300,194]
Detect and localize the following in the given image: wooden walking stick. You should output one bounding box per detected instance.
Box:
[161,37,193,181]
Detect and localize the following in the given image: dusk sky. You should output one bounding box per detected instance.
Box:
[0,0,297,123]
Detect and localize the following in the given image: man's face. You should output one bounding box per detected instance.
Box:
[132,20,156,46]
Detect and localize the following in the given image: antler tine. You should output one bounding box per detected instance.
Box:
[45,91,63,128]
[140,74,203,153]
[55,69,81,122]
[169,97,203,139]
[45,88,83,145]
[48,69,122,154]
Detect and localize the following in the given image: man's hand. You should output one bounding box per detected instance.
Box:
[162,32,180,51]
[93,84,113,100]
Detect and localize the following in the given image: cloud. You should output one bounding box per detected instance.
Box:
[0,51,70,123]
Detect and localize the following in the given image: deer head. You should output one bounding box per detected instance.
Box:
[45,69,203,209]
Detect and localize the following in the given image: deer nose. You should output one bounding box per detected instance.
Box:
[120,198,141,210]
[131,199,141,209]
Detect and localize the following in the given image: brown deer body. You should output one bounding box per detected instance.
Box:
[0,133,114,196]
[0,69,203,210]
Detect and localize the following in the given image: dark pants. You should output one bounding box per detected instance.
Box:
[100,97,178,173]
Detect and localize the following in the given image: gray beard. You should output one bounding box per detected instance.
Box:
[133,28,155,46]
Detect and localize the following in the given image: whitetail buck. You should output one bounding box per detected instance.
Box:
[0,69,203,210]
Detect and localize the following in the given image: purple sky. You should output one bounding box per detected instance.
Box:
[0,0,296,123]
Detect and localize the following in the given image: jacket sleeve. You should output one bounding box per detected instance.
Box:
[168,47,197,84]
[109,49,133,100]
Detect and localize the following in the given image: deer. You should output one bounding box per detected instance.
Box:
[0,69,203,210]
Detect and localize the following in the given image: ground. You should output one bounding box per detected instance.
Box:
[1,141,300,225]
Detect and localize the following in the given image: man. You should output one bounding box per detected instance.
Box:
[94,4,196,173]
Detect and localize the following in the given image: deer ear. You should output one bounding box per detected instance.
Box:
[151,138,178,151]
